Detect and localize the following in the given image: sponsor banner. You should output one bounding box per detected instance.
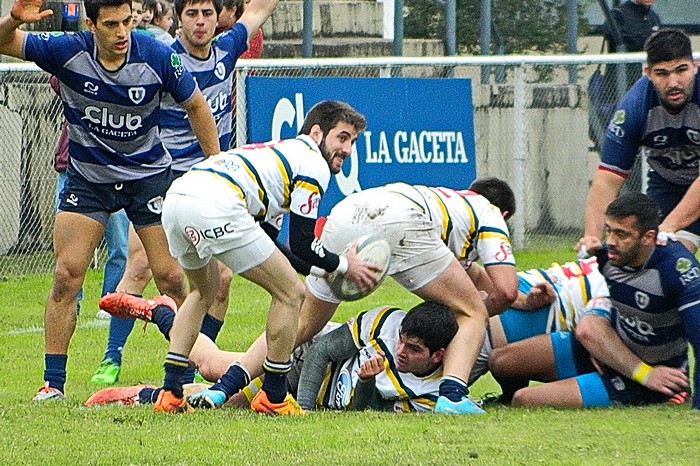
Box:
[246,76,477,241]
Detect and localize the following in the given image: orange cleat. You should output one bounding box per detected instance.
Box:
[250,390,305,416]
[99,292,176,321]
[153,389,193,414]
[84,384,156,406]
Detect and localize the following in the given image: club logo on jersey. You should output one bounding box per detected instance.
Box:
[688,130,700,145]
[170,53,184,79]
[82,106,143,134]
[128,87,146,105]
[613,110,625,125]
[84,81,99,95]
[215,62,226,80]
[147,196,163,214]
[653,135,668,146]
[634,291,649,309]
[676,257,692,273]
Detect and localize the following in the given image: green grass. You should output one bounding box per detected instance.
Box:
[1,249,699,465]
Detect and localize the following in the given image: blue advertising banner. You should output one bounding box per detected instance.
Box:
[246,77,477,239]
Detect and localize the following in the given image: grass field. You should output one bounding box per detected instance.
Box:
[1,248,699,465]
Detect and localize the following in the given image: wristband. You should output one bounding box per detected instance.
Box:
[335,255,348,274]
[632,362,653,385]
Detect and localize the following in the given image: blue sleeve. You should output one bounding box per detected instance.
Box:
[137,35,197,105]
[599,78,651,176]
[212,21,249,58]
[23,32,83,75]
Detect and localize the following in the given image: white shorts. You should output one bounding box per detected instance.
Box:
[162,172,274,272]
[306,190,454,302]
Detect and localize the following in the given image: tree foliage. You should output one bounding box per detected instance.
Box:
[404,0,593,54]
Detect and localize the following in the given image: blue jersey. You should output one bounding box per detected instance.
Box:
[23,31,197,183]
[162,23,248,172]
[596,242,700,408]
[600,74,700,186]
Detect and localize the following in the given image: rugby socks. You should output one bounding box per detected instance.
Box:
[439,375,469,402]
[494,375,529,405]
[210,362,251,399]
[44,354,68,393]
[261,358,292,404]
[104,316,136,365]
[163,352,190,398]
[200,314,224,342]
[150,305,176,340]
[138,387,161,404]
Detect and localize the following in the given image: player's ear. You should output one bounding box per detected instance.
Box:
[85,17,95,31]
[431,348,446,364]
[308,124,324,145]
[642,229,657,245]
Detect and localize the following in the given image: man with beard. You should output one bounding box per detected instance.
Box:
[102,100,383,414]
[512,193,700,409]
[577,29,700,256]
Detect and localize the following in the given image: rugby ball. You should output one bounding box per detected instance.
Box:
[327,234,391,301]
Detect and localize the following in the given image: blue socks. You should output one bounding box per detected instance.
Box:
[44,354,68,392]
[261,358,292,404]
[439,375,469,402]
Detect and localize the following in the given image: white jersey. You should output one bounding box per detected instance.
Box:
[384,183,515,266]
[317,306,442,412]
[518,256,609,332]
[174,135,330,222]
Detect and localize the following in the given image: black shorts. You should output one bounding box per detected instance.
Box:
[57,168,174,227]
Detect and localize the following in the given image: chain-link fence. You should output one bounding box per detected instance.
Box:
[0,54,651,277]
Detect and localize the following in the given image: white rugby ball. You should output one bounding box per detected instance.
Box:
[327,234,391,301]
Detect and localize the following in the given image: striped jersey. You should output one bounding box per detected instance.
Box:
[161,22,248,172]
[518,257,609,333]
[23,31,198,183]
[316,306,442,412]
[179,135,330,222]
[600,73,700,186]
[596,242,700,381]
[383,183,515,266]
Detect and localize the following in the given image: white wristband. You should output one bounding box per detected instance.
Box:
[335,255,349,274]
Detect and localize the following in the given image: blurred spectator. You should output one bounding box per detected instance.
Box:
[215,0,263,58]
[146,0,175,44]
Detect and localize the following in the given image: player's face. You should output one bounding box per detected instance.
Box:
[604,215,651,268]
[178,1,218,53]
[394,334,441,375]
[131,1,143,26]
[645,58,698,111]
[319,121,359,175]
[89,4,134,64]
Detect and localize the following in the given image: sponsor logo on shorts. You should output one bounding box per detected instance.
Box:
[186,222,236,245]
[147,196,163,214]
[66,193,79,206]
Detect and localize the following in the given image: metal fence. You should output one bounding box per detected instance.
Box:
[0,53,651,277]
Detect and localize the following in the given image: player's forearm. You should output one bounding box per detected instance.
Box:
[575,315,643,379]
[0,13,24,57]
[658,179,700,233]
[186,93,220,157]
[583,170,625,238]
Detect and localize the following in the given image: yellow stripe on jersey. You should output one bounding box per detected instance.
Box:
[428,189,451,242]
[295,180,321,195]
[384,365,409,401]
[270,147,293,208]
[368,306,396,341]
[458,195,478,258]
[233,153,267,217]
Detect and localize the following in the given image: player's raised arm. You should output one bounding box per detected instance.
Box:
[0,0,52,58]
[238,0,277,42]
[578,169,625,254]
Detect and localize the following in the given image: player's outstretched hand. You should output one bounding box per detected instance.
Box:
[357,350,386,381]
[343,242,384,294]
[575,236,602,259]
[642,365,689,396]
[524,283,556,309]
[10,0,53,23]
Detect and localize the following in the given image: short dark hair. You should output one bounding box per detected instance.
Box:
[469,177,516,220]
[399,301,458,354]
[299,101,367,137]
[174,0,222,19]
[645,28,693,67]
[605,192,661,234]
[85,0,132,23]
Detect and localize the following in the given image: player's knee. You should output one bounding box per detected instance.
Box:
[215,266,233,302]
[511,387,534,407]
[488,346,512,377]
[51,263,85,300]
[153,268,187,302]
[275,280,306,311]
[574,320,595,347]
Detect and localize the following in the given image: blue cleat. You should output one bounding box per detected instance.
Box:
[187,388,227,409]
[434,395,486,415]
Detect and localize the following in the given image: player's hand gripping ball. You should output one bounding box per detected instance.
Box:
[327,234,391,301]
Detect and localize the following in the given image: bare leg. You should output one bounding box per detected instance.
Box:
[136,224,188,306]
[512,378,584,408]
[489,334,558,382]
[115,225,153,296]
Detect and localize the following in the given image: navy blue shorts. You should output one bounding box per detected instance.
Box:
[57,168,174,227]
[647,172,700,236]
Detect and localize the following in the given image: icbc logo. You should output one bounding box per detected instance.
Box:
[299,192,320,215]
